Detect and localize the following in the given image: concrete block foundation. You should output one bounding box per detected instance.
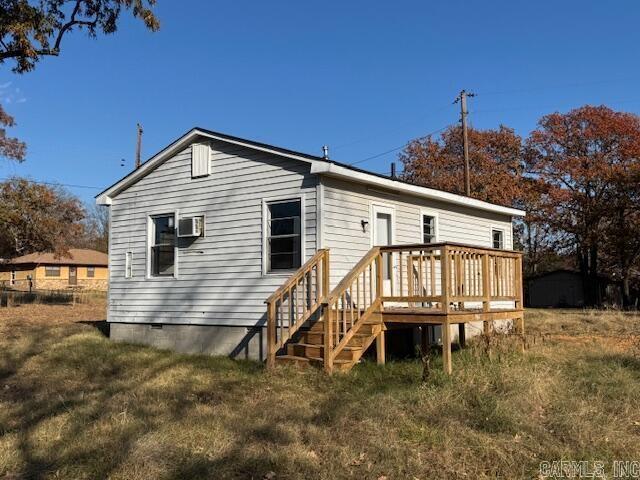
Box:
[110,323,267,361]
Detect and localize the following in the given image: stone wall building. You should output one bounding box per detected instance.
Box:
[0,249,108,291]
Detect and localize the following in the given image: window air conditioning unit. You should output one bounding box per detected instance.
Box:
[178,216,204,237]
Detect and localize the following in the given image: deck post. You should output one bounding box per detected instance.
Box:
[375,251,383,299]
[324,307,334,374]
[442,319,452,374]
[266,300,276,369]
[458,323,466,348]
[376,328,386,365]
[481,252,491,342]
[441,246,450,314]
[322,250,330,300]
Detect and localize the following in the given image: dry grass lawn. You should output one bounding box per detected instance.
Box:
[1,302,639,479]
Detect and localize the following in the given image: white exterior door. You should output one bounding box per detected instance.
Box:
[372,205,395,296]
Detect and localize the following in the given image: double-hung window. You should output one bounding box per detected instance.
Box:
[151,215,176,276]
[87,267,95,278]
[423,214,437,243]
[266,199,301,272]
[492,229,504,249]
[45,266,61,277]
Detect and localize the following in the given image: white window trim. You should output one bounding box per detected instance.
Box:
[146,209,179,280]
[262,195,306,277]
[370,202,396,247]
[490,225,506,250]
[419,208,440,244]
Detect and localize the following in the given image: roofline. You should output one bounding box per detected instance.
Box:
[95,127,321,205]
[7,261,108,266]
[311,162,525,217]
[96,127,526,218]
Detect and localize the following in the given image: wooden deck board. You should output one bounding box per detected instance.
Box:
[382,307,523,324]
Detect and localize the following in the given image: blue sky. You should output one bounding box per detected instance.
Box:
[2,0,640,203]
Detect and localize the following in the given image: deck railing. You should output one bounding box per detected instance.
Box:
[379,243,524,312]
[265,249,330,368]
[323,247,383,372]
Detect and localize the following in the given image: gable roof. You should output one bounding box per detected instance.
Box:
[96,127,526,217]
[7,249,108,266]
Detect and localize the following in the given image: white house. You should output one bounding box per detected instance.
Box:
[97,128,525,370]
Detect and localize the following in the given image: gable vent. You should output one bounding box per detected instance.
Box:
[191,144,211,178]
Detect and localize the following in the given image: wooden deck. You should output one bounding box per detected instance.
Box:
[266,243,524,374]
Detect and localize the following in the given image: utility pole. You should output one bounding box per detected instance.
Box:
[135,123,143,169]
[453,90,475,196]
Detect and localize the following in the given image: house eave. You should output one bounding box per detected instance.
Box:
[310,162,526,217]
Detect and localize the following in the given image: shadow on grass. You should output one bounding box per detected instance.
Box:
[77,319,110,337]
[0,325,276,479]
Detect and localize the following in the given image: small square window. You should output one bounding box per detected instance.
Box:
[492,229,504,249]
[423,215,436,243]
[45,266,61,277]
[87,267,95,278]
[151,215,176,276]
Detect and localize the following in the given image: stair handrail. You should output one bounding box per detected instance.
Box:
[323,246,382,373]
[265,249,330,368]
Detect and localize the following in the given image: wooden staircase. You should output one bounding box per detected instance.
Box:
[265,243,524,375]
[275,315,384,371]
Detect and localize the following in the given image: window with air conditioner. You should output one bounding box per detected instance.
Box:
[178,216,204,237]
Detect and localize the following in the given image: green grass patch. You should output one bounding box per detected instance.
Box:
[1,306,639,479]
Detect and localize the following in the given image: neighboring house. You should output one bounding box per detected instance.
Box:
[0,249,109,291]
[96,127,526,365]
[526,269,625,308]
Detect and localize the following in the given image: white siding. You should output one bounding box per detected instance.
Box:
[108,139,317,326]
[321,176,514,288]
[108,141,516,329]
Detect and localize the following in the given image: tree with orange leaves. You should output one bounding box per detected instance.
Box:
[400,125,525,208]
[400,125,555,275]
[525,105,640,307]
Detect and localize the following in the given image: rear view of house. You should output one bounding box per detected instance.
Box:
[97,128,526,372]
[0,248,108,290]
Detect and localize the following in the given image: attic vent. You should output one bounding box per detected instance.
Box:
[191,144,211,178]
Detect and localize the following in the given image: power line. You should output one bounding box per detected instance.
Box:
[0,177,102,190]
[349,125,449,166]
[471,96,640,117]
[478,76,640,97]
[332,102,454,151]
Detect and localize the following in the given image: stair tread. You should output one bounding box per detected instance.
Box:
[306,356,353,364]
[275,354,311,362]
[276,354,352,365]
[290,342,363,351]
[300,330,372,337]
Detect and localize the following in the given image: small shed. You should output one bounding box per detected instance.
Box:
[526,269,624,308]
